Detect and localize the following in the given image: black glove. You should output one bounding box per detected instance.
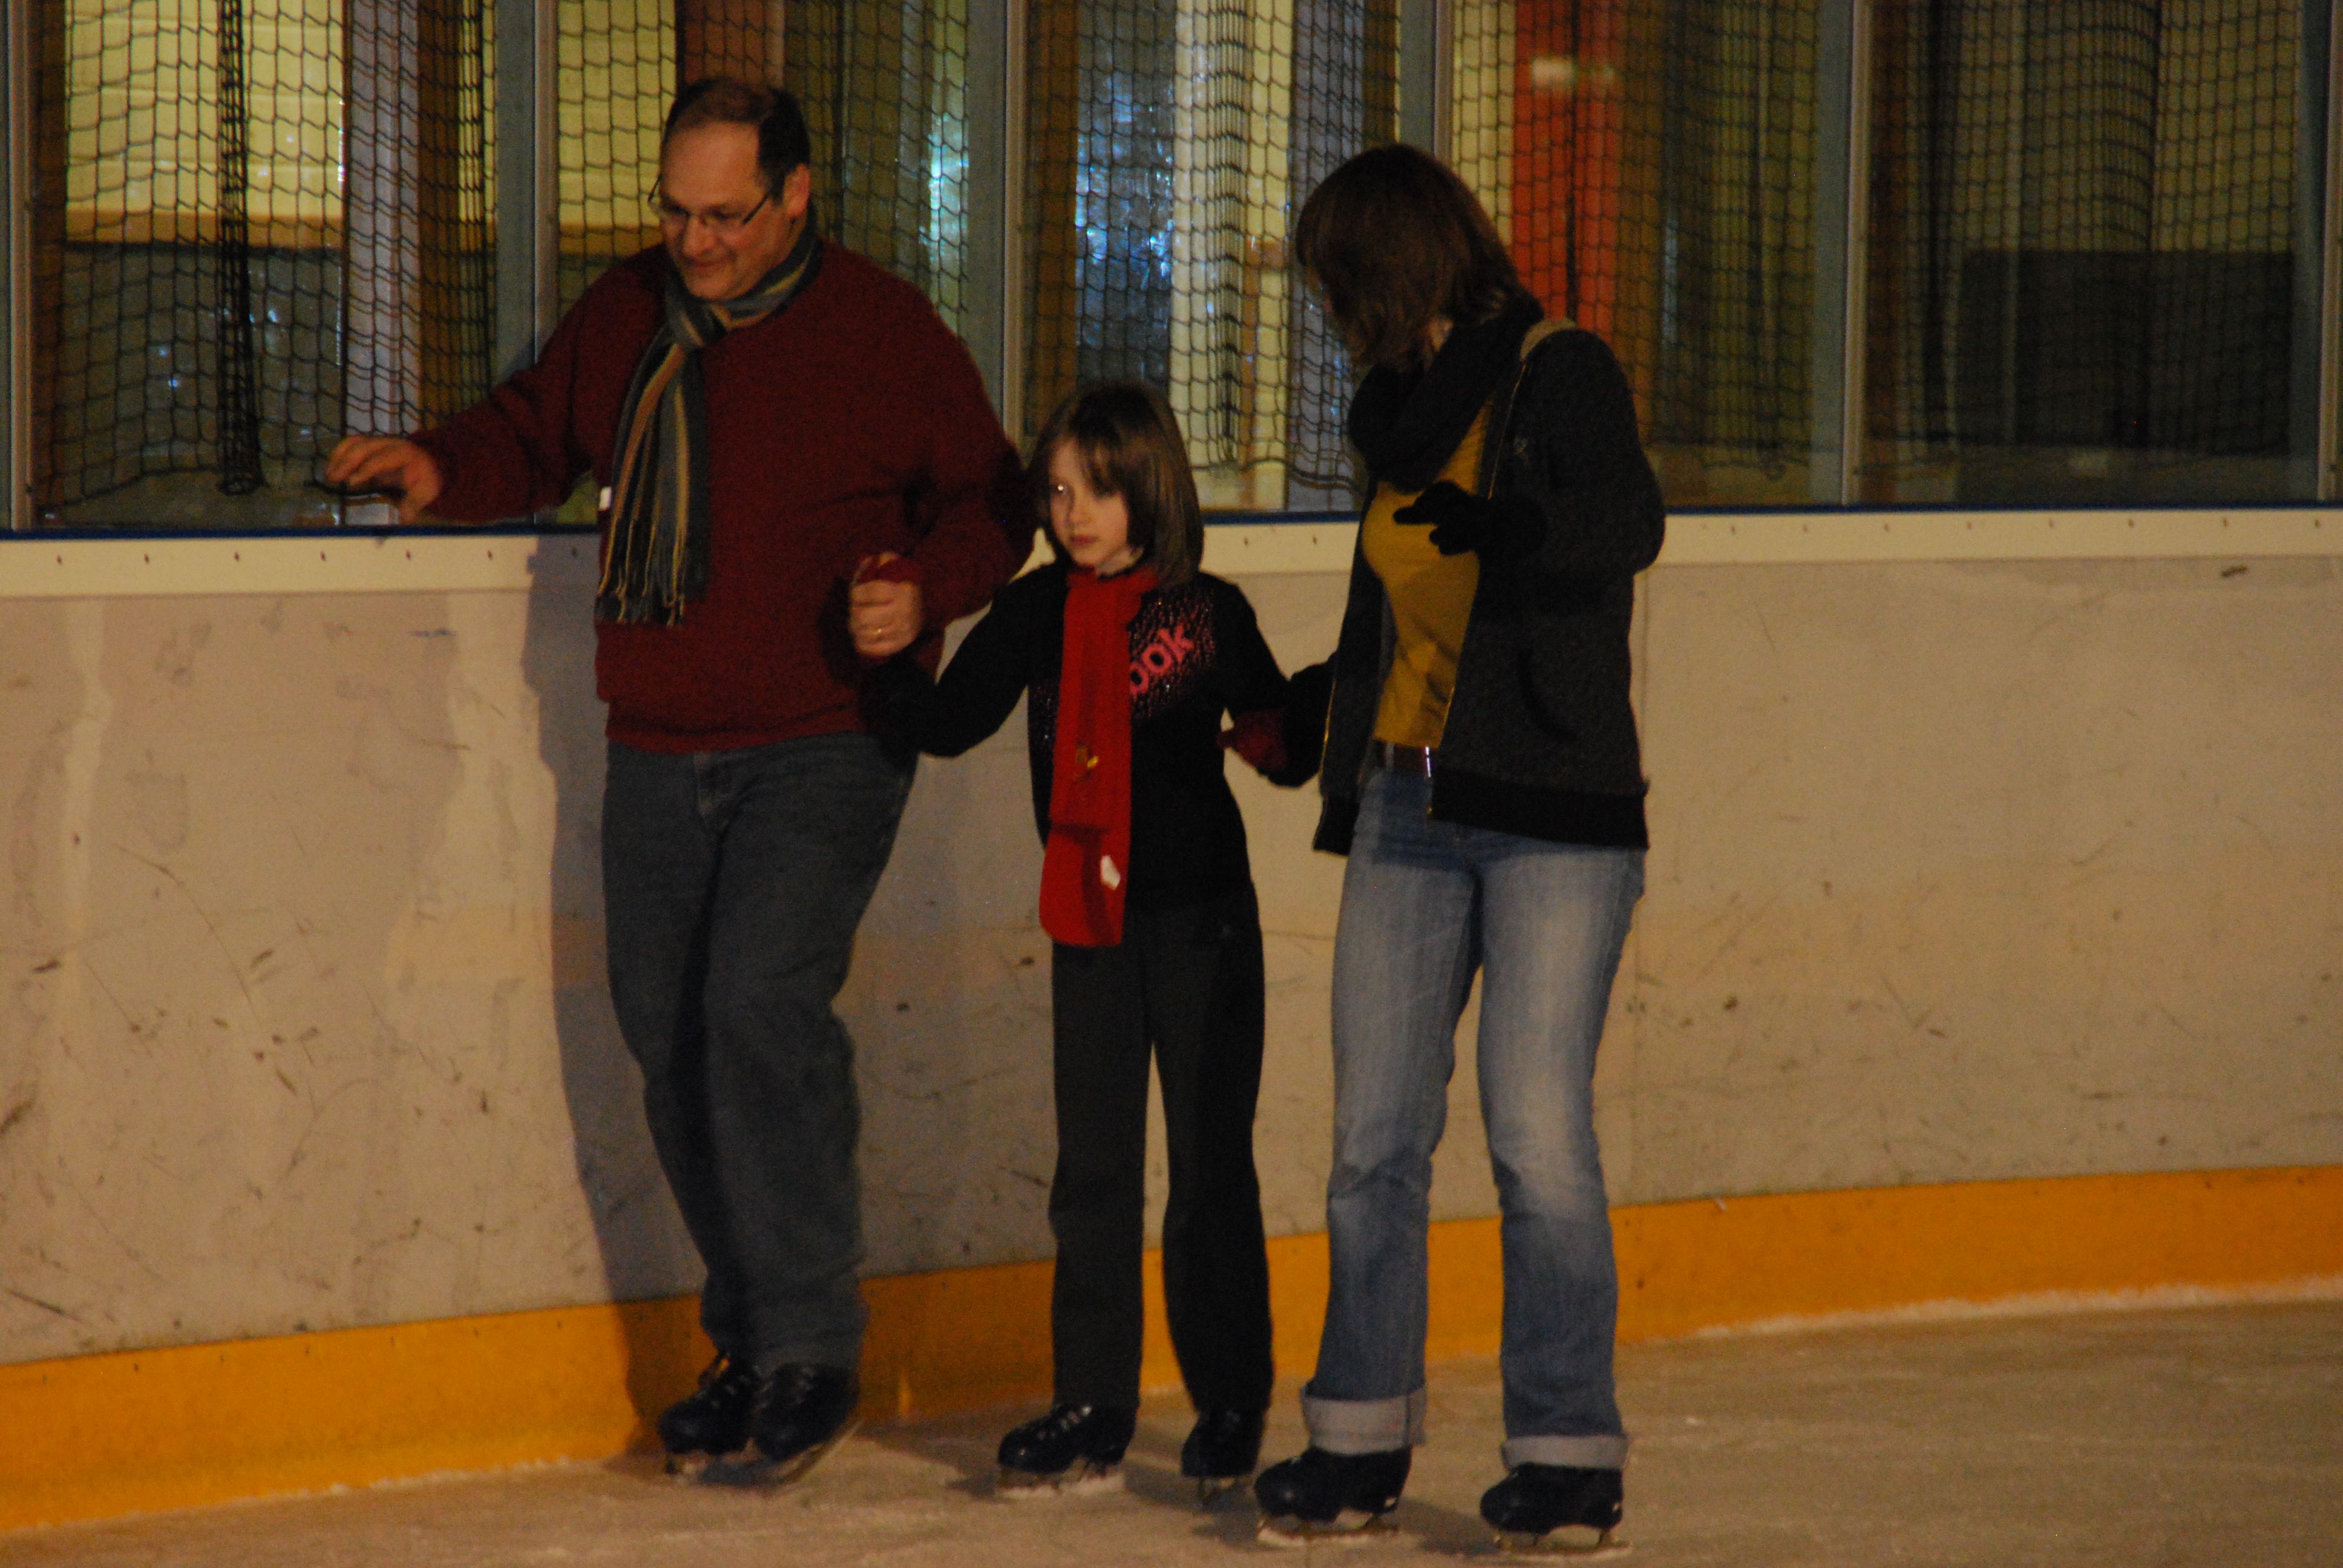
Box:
[1392,480,1545,561]
[1277,661,1334,785]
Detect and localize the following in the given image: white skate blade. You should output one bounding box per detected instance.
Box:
[700,1418,858,1490]
[996,1460,1124,1500]
[1495,1524,1630,1557]
[1191,1472,1250,1503]
[1256,1510,1397,1547]
[661,1445,747,1480]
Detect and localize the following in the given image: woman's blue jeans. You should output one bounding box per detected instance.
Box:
[1303,768,1642,1471]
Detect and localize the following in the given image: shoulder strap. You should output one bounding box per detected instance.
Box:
[1519,317,1576,361]
[1474,316,1577,497]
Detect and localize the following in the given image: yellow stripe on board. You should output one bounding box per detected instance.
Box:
[4,1165,2338,1532]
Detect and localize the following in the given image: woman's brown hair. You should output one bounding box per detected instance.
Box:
[1294,143,1533,371]
[1029,382,1204,587]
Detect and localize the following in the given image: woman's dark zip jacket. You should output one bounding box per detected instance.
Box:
[1300,312,1666,854]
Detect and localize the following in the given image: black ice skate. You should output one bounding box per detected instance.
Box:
[1180,1408,1266,1501]
[705,1364,860,1488]
[1481,1463,1629,1557]
[657,1354,764,1475]
[994,1402,1137,1497]
[1252,1445,1411,1545]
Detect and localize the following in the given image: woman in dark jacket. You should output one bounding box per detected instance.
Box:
[1253,145,1662,1556]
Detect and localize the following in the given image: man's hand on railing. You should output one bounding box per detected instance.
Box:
[323,437,445,523]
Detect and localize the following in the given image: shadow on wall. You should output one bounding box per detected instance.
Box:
[845,681,1059,1281]
[511,571,1067,1436]
[518,563,704,1440]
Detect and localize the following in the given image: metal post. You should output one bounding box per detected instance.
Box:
[1838,0,1874,506]
[4,0,27,528]
[2316,0,2340,501]
[965,0,1021,430]
[1002,0,1027,439]
[346,0,427,452]
[494,0,557,380]
[1398,0,1447,157]
[1809,0,1854,504]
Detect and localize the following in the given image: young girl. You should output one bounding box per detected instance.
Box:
[879,381,1312,1499]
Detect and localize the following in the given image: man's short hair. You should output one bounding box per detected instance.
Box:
[664,78,812,194]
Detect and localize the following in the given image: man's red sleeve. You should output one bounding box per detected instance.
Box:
[902,325,1032,629]
[410,299,598,523]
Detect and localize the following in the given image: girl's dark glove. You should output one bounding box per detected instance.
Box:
[1218,710,1289,777]
[1393,480,1545,562]
[1218,665,1330,789]
[868,649,934,737]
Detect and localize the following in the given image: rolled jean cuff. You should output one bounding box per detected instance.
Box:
[1502,1433,1631,1471]
[1302,1385,1428,1454]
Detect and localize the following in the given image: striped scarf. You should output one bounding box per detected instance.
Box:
[594,231,823,625]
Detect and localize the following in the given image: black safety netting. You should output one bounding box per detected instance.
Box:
[22,2,2325,525]
[571,1,971,327]
[1021,2,1824,509]
[26,0,969,527]
[1024,1,1398,511]
[784,3,974,338]
[1865,0,2309,503]
[543,1,972,518]
[28,0,494,526]
[551,2,978,328]
[1451,1,1825,506]
[554,0,672,319]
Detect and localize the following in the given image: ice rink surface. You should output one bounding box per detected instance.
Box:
[14,1301,2341,1567]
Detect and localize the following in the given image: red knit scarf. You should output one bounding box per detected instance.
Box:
[1040,566,1156,947]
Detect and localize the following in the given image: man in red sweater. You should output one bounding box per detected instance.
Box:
[327,80,1027,1482]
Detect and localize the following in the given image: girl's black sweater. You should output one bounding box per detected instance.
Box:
[881,562,1300,909]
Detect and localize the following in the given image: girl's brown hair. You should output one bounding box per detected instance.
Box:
[1294,143,1534,371]
[1029,382,1204,587]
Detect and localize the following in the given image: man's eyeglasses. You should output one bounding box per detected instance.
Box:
[649,183,772,237]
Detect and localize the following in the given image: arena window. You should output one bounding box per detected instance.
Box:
[0,0,2336,543]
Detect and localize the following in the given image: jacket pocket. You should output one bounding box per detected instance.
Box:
[1516,644,1581,745]
[1513,579,1610,743]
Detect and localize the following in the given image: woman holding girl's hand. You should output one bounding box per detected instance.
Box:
[1253,145,1663,1557]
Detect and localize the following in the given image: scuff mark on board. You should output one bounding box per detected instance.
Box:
[112,842,264,1028]
[4,1287,83,1323]
[1878,973,1936,1035]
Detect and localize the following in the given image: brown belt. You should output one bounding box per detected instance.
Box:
[1369,740,1435,776]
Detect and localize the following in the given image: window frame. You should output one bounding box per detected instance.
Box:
[5,0,27,531]
[0,0,2337,539]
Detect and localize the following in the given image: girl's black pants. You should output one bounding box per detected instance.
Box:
[1046,882,1274,1413]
